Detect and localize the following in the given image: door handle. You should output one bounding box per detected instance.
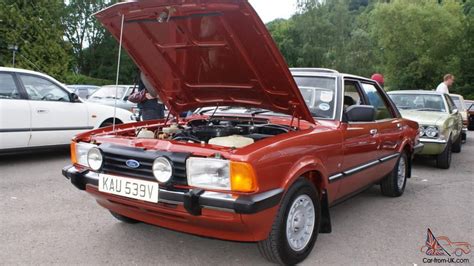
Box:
[397,123,402,130]
[369,129,378,136]
[36,109,49,114]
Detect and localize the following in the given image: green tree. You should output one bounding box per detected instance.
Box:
[0,0,71,79]
[369,0,465,90]
[63,0,112,72]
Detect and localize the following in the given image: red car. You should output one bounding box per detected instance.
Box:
[62,1,421,264]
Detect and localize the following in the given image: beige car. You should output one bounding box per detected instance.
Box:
[450,94,468,141]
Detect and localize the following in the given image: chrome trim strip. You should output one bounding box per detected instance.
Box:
[379,153,400,162]
[419,138,447,144]
[343,160,379,175]
[328,173,344,182]
[328,152,400,183]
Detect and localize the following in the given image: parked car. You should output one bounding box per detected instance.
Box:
[62,2,421,264]
[0,67,134,153]
[66,85,100,99]
[388,90,463,169]
[449,93,468,141]
[466,100,474,131]
[87,85,138,113]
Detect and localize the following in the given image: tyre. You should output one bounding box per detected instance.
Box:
[381,152,408,197]
[452,134,462,153]
[110,211,140,224]
[100,119,122,128]
[257,178,320,265]
[436,140,452,169]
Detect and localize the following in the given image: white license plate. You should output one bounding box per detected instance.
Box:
[98,174,159,203]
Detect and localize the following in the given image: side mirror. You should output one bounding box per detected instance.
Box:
[344,105,376,122]
[70,93,81,102]
[123,96,129,101]
[452,109,459,115]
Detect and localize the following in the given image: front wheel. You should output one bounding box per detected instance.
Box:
[381,152,408,197]
[452,133,462,153]
[258,179,320,265]
[436,140,452,169]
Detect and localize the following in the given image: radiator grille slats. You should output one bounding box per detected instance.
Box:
[99,143,190,186]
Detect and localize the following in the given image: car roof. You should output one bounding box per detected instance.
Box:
[388,90,443,95]
[67,85,100,88]
[0,67,53,79]
[290,68,376,83]
[449,93,464,99]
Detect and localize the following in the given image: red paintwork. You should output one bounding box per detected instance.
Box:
[68,0,420,243]
[94,0,314,122]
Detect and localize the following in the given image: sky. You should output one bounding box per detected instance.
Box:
[248,0,298,23]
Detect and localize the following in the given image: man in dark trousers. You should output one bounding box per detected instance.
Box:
[137,77,165,120]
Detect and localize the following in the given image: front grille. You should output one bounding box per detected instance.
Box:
[99,143,190,186]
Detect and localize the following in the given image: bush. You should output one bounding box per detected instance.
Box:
[62,73,113,86]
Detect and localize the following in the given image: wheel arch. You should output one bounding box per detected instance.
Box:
[282,163,332,234]
[98,117,123,128]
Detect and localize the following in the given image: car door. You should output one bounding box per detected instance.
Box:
[337,79,381,199]
[445,95,462,140]
[0,72,31,150]
[17,73,90,147]
[359,82,403,162]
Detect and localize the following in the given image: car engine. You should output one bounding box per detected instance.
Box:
[135,117,293,148]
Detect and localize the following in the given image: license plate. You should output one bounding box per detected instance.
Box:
[98,174,159,203]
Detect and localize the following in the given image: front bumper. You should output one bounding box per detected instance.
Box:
[62,165,283,215]
[417,138,447,155]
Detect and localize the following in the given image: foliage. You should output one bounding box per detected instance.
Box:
[269,0,473,98]
[62,0,111,72]
[0,0,71,80]
[369,0,465,91]
[63,73,112,86]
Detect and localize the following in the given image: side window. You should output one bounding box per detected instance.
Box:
[445,95,455,113]
[0,73,21,99]
[343,81,363,109]
[360,83,394,120]
[19,74,70,102]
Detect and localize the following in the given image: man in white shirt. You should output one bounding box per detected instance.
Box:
[435,74,454,94]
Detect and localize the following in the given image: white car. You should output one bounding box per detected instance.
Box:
[0,67,134,153]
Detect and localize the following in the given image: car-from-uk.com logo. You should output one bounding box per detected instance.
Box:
[421,228,471,264]
[125,159,140,169]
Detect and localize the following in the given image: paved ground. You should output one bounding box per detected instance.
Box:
[1,133,473,265]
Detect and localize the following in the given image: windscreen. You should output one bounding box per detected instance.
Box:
[389,94,446,112]
[293,76,337,119]
[90,86,129,100]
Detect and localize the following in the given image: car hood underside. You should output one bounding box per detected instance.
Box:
[95,0,314,123]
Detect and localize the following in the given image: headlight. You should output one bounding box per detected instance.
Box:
[87,147,103,171]
[424,126,439,138]
[419,126,425,137]
[153,157,172,183]
[71,142,97,167]
[187,158,230,190]
[186,158,258,192]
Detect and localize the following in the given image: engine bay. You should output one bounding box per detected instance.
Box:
[134,117,294,148]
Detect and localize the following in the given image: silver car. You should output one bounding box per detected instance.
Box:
[87,85,138,114]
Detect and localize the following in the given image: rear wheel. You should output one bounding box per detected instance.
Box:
[110,211,140,224]
[257,179,320,265]
[452,134,462,153]
[381,152,408,197]
[436,140,452,169]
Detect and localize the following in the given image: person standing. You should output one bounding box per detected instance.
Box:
[137,78,165,121]
[436,74,454,94]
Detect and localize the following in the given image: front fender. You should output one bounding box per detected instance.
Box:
[280,155,328,193]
